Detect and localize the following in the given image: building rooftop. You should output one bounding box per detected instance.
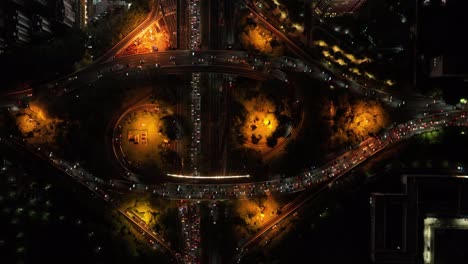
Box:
[371,174,468,264]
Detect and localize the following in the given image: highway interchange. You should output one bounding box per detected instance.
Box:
[3,49,457,202]
[1,0,466,262]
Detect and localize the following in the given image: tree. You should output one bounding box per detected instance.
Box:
[251,134,262,144]
[270,39,281,48]
[266,136,278,148]
[161,116,181,140]
[86,0,149,59]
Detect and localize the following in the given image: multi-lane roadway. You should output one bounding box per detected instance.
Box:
[1,2,465,262]
[5,110,467,202]
[0,0,458,203]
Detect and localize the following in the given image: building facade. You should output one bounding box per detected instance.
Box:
[55,0,76,27]
[0,0,81,53]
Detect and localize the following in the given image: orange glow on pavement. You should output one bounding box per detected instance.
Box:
[327,99,389,146]
[241,96,278,145]
[117,21,170,57]
[239,14,284,56]
[15,102,63,145]
[235,196,280,233]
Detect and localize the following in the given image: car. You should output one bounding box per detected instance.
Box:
[155,63,160,68]
[139,60,145,64]
[111,64,125,71]
[170,56,176,60]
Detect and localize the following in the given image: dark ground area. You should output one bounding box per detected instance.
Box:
[0,137,172,263]
[435,229,468,264]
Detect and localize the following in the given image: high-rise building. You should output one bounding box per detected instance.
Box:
[0,0,81,53]
[11,10,32,44]
[314,0,367,17]
[0,37,7,55]
[55,0,76,27]
[33,0,49,8]
[33,14,53,36]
